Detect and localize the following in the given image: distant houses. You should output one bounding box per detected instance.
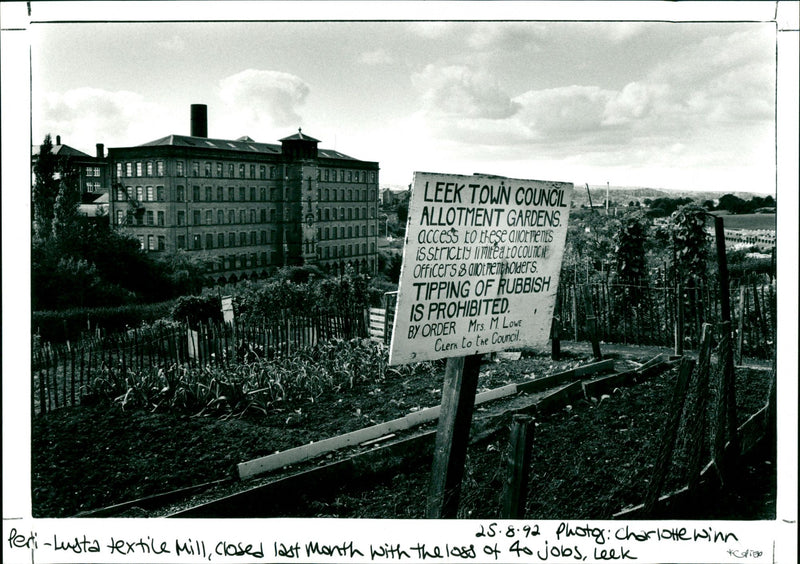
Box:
[721,228,776,251]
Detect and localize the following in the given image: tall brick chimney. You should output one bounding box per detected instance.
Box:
[96,143,104,158]
[190,104,208,138]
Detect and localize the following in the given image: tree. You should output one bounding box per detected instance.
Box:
[671,204,710,281]
[563,209,619,280]
[396,200,409,224]
[32,134,208,310]
[646,196,693,218]
[51,176,81,247]
[614,211,649,286]
[611,210,651,316]
[717,194,746,214]
[32,135,61,240]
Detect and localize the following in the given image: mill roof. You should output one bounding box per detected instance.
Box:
[135,133,359,161]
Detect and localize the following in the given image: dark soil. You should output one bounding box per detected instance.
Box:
[30,343,775,519]
[267,361,774,520]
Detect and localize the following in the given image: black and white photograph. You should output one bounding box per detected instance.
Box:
[2,1,797,562]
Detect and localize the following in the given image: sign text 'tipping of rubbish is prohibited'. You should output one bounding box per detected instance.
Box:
[389,172,573,365]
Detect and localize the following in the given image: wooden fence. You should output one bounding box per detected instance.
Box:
[31,278,774,417]
[367,291,398,344]
[32,310,367,416]
[364,277,774,360]
[553,277,775,358]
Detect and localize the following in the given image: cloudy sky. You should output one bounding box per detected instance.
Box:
[30,2,779,193]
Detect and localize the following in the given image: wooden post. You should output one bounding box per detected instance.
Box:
[581,285,602,360]
[643,357,695,514]
[120,334,127,377]
[551,316,561,361]
[426,354,482,519]
[713,216,739,457]
[286,317,292,357]
[383,305,391,346]
[39,370,46,416]
[693,283,702,348]
[79,349,86,404]
[61,347,68,407]
[720,321,739,457]
[751,280,767,349]
[134,328,140,371]
[711,321,738,484]
[148,326,155,369]
[674,282,684,356]
[736,286,746,365]
[765,358,777,450]
[686,324,713,493]
[222,321,230,365]
[69,344,76,407]
[501,415,534,519]
[767,283,776,347]
[46,351,52,411]
[572,273,579,341]
[51,348,58,408]
[86,346,93,397]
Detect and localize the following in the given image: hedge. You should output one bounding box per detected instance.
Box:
[33,301,175,344]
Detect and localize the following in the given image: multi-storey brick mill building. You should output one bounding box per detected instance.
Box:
[107,104,380,283]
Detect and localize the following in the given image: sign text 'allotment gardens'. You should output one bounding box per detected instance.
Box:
[389,172,572,365]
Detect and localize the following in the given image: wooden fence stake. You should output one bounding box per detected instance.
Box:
[79,350,85,400]
[751,280,767,349]
[736,286,746,365]
[765,358,777,449]
[286,317,292,357]
[720,321,739,460]
[61,348,68,408]
[712,217,739,460]
[581,286,602,360]
[571,278,578,341]
[501,415,534,519]
[551,316,561,361]
[39,371,46,416]
[426,354,483,519]
[674,282,684,356]
[643,357,695,515]
[711,321,739,484]
[69,345,76,407]
[685,324,713,493]
[50,348,57,409]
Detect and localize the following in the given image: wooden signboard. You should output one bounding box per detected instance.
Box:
[389,171,572,518]
[389,172,573,366]
[221,295,234,325]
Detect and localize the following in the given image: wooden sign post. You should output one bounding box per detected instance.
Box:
[390,172,573,518]
[426,354,482,518]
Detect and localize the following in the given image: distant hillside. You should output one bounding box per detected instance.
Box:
[382,181,770,207]
[573,185,768,207]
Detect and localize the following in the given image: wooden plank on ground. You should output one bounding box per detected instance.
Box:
[582,356,675,398]
[517,358,614,394]
[175,429,439,518]
[237,359,611,481]
[238,415,413,479]
[533,381,584,413]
